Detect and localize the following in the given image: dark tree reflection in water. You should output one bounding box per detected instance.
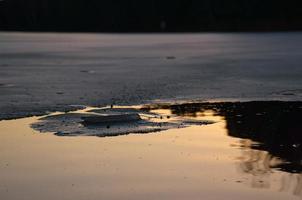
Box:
[142,101,302,197]
[237,140,302,197]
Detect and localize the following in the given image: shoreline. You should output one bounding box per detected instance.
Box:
[1,98,302,121]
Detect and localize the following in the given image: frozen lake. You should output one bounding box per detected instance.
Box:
[1,32,302,118]
[1,32,302,200]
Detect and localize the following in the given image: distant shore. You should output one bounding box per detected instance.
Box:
[1,0,302,32]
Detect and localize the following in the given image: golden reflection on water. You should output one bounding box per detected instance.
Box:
[0,109,301,200]
[236,139,302,197]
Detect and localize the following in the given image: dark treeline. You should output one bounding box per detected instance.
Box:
[0,0,302,32]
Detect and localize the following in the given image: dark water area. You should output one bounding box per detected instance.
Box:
[142,101,302,174]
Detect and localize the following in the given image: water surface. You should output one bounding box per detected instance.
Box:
[0,102,301,200]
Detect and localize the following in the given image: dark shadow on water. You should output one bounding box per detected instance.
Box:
[32,101,302,175]
[142,101,302,174]
[30,101,302,195]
